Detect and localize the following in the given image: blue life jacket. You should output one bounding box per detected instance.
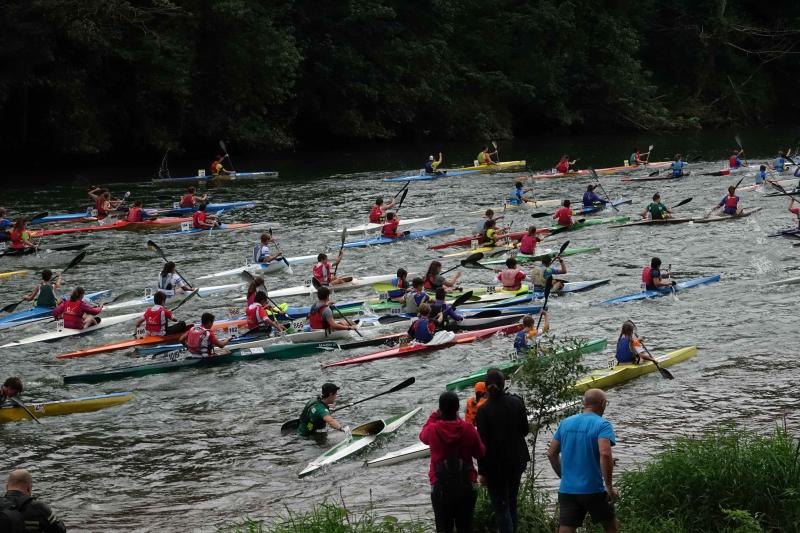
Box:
[616,337,637,364]
[425,160,434,173]
[411,318,434,343]
[670,161,685,177]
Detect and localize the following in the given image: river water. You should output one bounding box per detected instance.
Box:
[1,129,799,531]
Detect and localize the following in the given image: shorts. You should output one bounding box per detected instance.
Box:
[723,208,737,215]
[558,492,615,528]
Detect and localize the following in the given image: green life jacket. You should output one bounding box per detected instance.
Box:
[297,398,328,437]
[35,284,57,308]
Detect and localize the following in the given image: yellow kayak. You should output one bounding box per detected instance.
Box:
[441,244,516,258]
[451,160,526,172]
[0,270,31,279]
[0,392,133,423]
[574,346,697,391]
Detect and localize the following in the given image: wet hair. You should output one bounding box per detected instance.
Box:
[254,291,268,303]
[3,377,23,395]
[650,257,662,269]
[41,269,53,282]
[438,391,459,420]
[411,277,424,289]
[317,253,327,262]
[161,261,176,278]
[375,198,384,206]
[515,181,523,188]
[317,286,331,300]
[69,287,85,301]
[418,303,431,317]
[247,276,266,297]
[522,315,535,328]
[201,312,214,327]
[485,368,505,399]
[396,268,407,279]
[505,257,517,269]
[562,199,571,207]
[425,261,442,280]
[652,193,660,201]
[435,287,446,300]
[153,291,167,305]
[542,256,553,266]
[386,212,395,221]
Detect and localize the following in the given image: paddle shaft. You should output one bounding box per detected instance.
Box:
[590,170,618,212]
[10,397,42,424]
[219,140,236,172]
[333,377,415,412]
[148,241,194,289]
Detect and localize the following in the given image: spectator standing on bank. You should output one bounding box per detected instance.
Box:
[0,469,67,532]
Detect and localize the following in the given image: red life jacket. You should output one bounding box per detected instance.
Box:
[728,155,738,168]
[8,229,25,249]
[369,205,383,224]
[210,161,221,174]
[382,219,400,238]
[641,266,653,285]
[127,207,143,222]
[63,299,86,329]
[724,195,738,209]
[95,197,108,216]
[423,274,438,290]
[143,305,172,336]
[307,303,329,330]
[499,269,524,290]
[192,211,206,229]
[180,194,195,208]
[246,303,267,330]
[556,160,569,173]
[187,325,213,355]
[312,262,331,285]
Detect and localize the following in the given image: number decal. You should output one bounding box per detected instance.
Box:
[180,221,191,233]
[486,286,496,294]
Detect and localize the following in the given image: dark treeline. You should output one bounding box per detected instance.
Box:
[1,0,798,158]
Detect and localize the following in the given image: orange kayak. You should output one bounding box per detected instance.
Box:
[31,218,191,237]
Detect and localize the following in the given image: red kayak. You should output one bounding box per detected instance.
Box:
[31,218,191,237]
[323,323,523,368]
[429,229,548,250]
[56,318,247,359]
[518,161,671,180]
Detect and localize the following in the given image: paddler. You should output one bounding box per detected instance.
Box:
[158,262,192,295]
[464,382,487,426]
[88,187,122,219]
[210,154,231,176]
[629,147,651,166]
[126,200,146,222]
[403,277,431,314]
[789,198,800,228]
[513,312,549,352]
[518,226,542,256]
[497,257,527,291]
[382,212,406,239]
[582,185,608,207]
[297,383,347,436]
[424,260,461,292]
[475,209,504,235]
[22,269,61,309]
[385,268,410,302]
[479,219,499,246]
[308,286,357,332]
[8,219,36,251]
[509,181,534,206]
[369,197,397,224]
[408,303,436,343]
[134,291,187,337]
[553,200,575,227]
[729,149,743,169]
[426,152,444,174]
[180,186,207,208]
[312,252,345,287]
[246,291,285,334]
[755,165,767,185]
[0,208,11,229]
[532,256,566,292]
[556,155,577,174]
[615,321,657,365]
[430,287,463,326]
[0,377,23,405]
[642,257,674,290]
[641,193,672,220]
[774,151,787,172]
[253,233,282,264]
[669,153,687,178]
[180,312,231,357]
[477,146,497,165]
[52,287,103,329]
[192,203,218,229]
[709,185,743,216]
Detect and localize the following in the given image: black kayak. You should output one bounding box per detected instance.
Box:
[0,243,89,257]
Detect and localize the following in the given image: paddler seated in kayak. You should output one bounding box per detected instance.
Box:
[475,209,504,235]
[518,226,542,255]
[386,268,411,302]
[582,185,608,207]
[641,193,672,220]
[424,260,461,292]
[22,269,61,309]
[532,256,566,292]
[192,203,219,229]
[179,186,207,208]
[477,146,497,165]
[709,185,743,216]
[464,382,486,426]
[158,262,192,295]
[253,233,283,264]
[134,291,187,337]
[403,277,431,314]
[126,200,146,222]
[369,197,396,224]
[629,147,651,166]
[246,292,285,334]
[479,219,500,246]
[180,312,231,357]
[308,286,358,332]
[729,149,743,169]
[382,212,409,239]
[774,151,787,172]
[642,257,674,290]
[513,312,549,353]
[430,287,463,327]
[755,165,767,185]
[297,383,347,437]
[8,219,36,251]
[616,321,657,365]
[497,257,527,291]
[509,181,534,206]
[210,154,232,176]
[556,154,577,173]
[0,208,11,229]
[426,152,444,174]
[788,198,800,228]
[52,287,103,329]
[88,187,122,219]
[313,252,346,287]
[0,377,23,405]
[553,200,575,227]
[408,303,437,343]
[669,153,687,177]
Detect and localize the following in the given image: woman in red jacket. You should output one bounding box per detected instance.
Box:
[420,391,486,533]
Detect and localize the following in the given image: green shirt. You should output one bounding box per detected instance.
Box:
[35,283,58,308]
[646,202,668,220]
[297,398,330,437]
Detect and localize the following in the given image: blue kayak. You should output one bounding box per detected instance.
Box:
[151,201,257,218]
[31,213,96,225]
[599,275,721,305]
[341,228,455,248]
[383,170,479,182]
[0,289,112,330]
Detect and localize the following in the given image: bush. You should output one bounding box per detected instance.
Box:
[472,477,556,533]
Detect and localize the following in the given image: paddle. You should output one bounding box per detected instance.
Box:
[1,251,87,314]
[396,188,409,211]
[268,228,293,274]
[670,198,693,210]
[643,144,654,165]
[465,309,502,319]
[536,276,553,332]
[333,228,347,276]
[769,181,800,200]
[9,397,41,424]
[169,288,199,312]
[627,320,673,380]
[219,140,237,172]
[146,240,194,289]
[492,140,499,163]
[441,252,486,274]
[589,168,619,212]
[393,181,410,200]
[30,212,49,223]
[735,134,748,167]
[310,278,363,337]
[280,377,416,435]
[239,270,289,316]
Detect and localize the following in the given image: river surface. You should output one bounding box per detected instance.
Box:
[1,130,799,531]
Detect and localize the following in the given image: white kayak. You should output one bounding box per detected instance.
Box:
[764,276,800,287]
[0,312,141,348]
[738,177,797,192]
[298,407,421,478]
[328,216,437,234]
[197,255,318,280]
[104,283,243,310]
[235,274,402,301]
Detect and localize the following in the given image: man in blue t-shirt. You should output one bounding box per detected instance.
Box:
[547,388,619,532]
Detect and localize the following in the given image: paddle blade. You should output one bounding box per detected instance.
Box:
[239,270,255,284]
[219,140,227,153]
[657,365,675,380]
[648,144,654,151]
[280,419,301,435]
[461,252,485,266]
[671,198,693,209]
[735,134,743,149]
[466,310,502,319]
[62,251,87,274]
[451,291,475,309]
[378,315,410,325]
[146,240,166,260]
[530,212,549,218]
[30,212,49,222]
[339,228,347,246]
[388,376,415,393]
[558,240,570,257]
[397,188,409,209]
[648,170,660,177]
[1,300,24,314]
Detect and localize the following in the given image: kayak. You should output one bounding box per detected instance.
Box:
[764,276,800,287]
[615,208,762,227]
[0,270,30,279]
[739,177,797,192]
[340,228,455,249]
[55,317,248,359]
[522,161,670,180]
[363,313,527,331]
[0,392,133,423]
[0,312,142,348]
[29,218,192,236]
[158,222,270,237]
[298,407,422,478]
[30,213,97,225]
[0,290,113,330]
[383,170,479,182]
[367,291,535,313]
[478,246,601,266]
[372,282,530,297]
[151,171,278,187]
[574,346,697,391]
[329,216,436,234]
[766,227,800,238]
[197,255,318,280]
[700,165,758,177]
[578,198,632,214]
[152,201,258,218]
[104,283,243,310]
[370,306,542,324]
[431,229,548,251]
[260,274,400,300]
[468,198,562,214]
[599,275,720,305]
[621,171,691,183]
[64,342,338,385]
[547,216,630,235]
[445,338,608,391]
[1,243,90,257]
[323,323,524,368]
[691,207,763,223]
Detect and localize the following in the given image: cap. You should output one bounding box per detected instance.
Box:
[321,383,339,397]
[474,382,486,393]
[429,155,434,161]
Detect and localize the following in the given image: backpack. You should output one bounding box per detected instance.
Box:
[0,495,33,533]
[434,455,473,504]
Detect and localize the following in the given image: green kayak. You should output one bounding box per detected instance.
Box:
[549,216,630,235]
[367,291,530,312]
[63,342,338,385]
[445,338,607,391]
[479,246,601,266]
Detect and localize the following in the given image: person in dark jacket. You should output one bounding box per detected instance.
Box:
[420,391,486,533]
[475,368,530,533]
[0,469,66,532]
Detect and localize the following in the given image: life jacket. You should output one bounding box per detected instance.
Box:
[775,158,786,171]
[127,207,143,222]
[382,219,400,238]
[298,398,327,436]
[629,153,639,165]
[369,205,383,224]
[465,396,487,425]
[246,302,268,330]
[425,160,434,173]
[8,229,26,249]
[518,234,537,255]
[670,161,684,177]
[729,155,739,168]
[615,336,638,364]
[158,273,178,292]
[187,325,213,355]
[192,211,206,229]
[307,303,329,330]
[509,188,523,204]
[210,160,223,175]
[410,318,434,343]
[143,304,171,336]
[499,269,523,290]
[95,196,108,216]
[63,299,86,329]
[180,194,195,208]
[480,227,496,245]
[312,262,331,285]
[253,244,270,263]
[35,283,58,308]
[724,195,739,209]
[423,274,440,290]
[556,160,569,173]
[0,494,34,533]
[641,266,654,287]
